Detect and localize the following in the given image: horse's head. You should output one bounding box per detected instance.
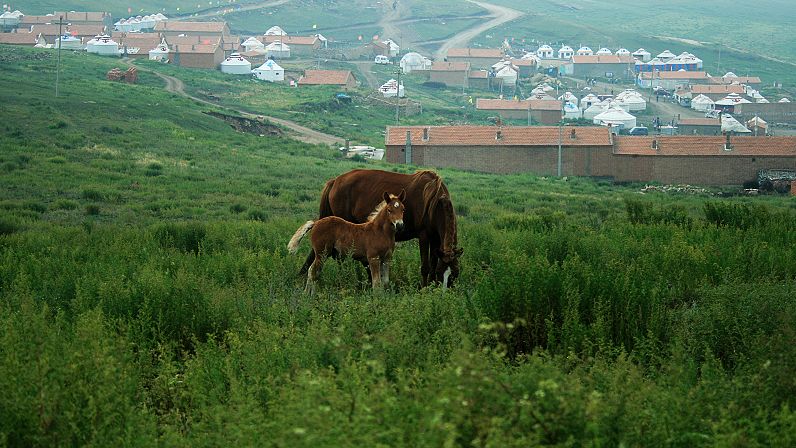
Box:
[382,190,406,231]
[435,247,463,288]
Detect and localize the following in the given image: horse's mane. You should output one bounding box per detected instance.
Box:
[419,173,458,253]
[366,200,387,222]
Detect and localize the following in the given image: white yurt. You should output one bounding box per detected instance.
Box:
[577,46,593,56]
[564,102,581,119]
[400,52,431,73]
[242,37,264,52]
[34,33,51,49]
[495,65,518,86]
[265,25,286,36]
[780,98,791,103]
[558,91,578,104]
[616,48,630,56]
[596,47,612,55]
[0,10,23,27]
[616,90,647,111]
[690,94,715,112]
[94,35,119,56]
[266,41,290,59]
[715,93,751,107]
[757,98,770,104]
[140,15,157,30]
[632,48,651,62]
[536,44,554,59]
[558,45,574,59]
[593,105,636,129]
[657,49,676,62]
[252,59,284,82]
[127,18,142,32]
[55,34,83,50]
[583,103,606,120]
[580,93,600,109]
[721,114,751,134]
[379,79,405,98]
[149,38,170,62]
[220,53,252,75]
[85,34,102,53]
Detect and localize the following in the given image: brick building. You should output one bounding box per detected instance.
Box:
[637,71,711,90]
[23,24,106,42]
[385,126,613,175]
[21,11,111,27]
[429,61,470,88]
[0,33,39,46]
[677,118,721,136]
[172,44,225,69]
[563,54,634,79]
[734,102,796,125]
[529,99,563,125]
[446,48,503,69]
[690,84,747,101]
[384,125,796,185]
[154,21,230,38]
[112,32,161,57]
[476,99,532,120]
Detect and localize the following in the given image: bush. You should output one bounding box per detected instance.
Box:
[84,204,101,216]
[229,203,247,214]
[625,198,693,228]
[0,216,23,236]
[81,188,105,202]
[152,222,207,253]
[247,209,268,222]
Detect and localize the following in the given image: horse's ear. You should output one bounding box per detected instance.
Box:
[398,189,406,202]
[383,191,391,204]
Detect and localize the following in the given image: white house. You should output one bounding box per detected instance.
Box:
[536,44,554,59]
[632,48,651,62]
[576,46,593,56]
[616,48,631,57]
[382,39,400,57]
[252,59,284,82]
[596,47,612,55]
[266,41,291,59]
[558,45,574,60]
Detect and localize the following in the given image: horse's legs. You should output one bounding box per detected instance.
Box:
[368,256,382,290]
[380,259,390,287]
[299,249,315,275]
[306,254,323,295]
[419,234,430,287]
[429,237,440,284]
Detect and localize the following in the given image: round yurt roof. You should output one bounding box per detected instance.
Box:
[255,59,283,71]
[715,93,751,105]
[266,41,290,50]
[401,52,425,64]
[265,26,286,36]
[596,47,612,55]
[757,98,770,103]
[538,44,553,51]
[584,103,606,114]
[721,114,751,133]
[616,48,630,55]
[559,45,573,52]
[723,71,738,78]
[633,48,650,55]
[657,49,675,59]
[243,37,263,46]
[222,53,251,66]
[594,106,635,121]
[691,94,714,104]
[577,46,592,53]
[779,98,791,103]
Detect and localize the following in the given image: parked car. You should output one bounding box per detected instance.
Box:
[374,55,390,64]
[628,126,649,136]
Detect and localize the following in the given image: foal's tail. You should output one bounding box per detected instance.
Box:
[288,220,315,254]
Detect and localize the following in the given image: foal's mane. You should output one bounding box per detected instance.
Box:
[366,200,388,222]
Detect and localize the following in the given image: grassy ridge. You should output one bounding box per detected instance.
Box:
[2,45,796,445]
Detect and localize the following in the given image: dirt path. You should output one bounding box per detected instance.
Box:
[351,61,378,89]
[175,0,290,21]
[130,61,342,145]
[432,0,523,59]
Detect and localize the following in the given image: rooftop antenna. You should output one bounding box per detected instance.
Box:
[56,15,63,97]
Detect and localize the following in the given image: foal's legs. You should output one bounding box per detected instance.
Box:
[306,254,323,295]
[368,256,382,290]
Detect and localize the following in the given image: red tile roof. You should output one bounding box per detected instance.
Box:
[431,61,470,71]
[385,126,612,146]
[614,136,796,156]
[155,21,228,34]
[262,34,319,46]
[19,16,54,25]
[571,55,634,64]
[299,70,354,85]
[173,44,221,54]
[166,35,222,47]
[28,24,106,37]
[710,76,762,85]
[678,118,720,126]
[447,48,503,58]
[53,11,109,22]
[639,71,709,80]
[476,99,530,110]
[691,85,746,95]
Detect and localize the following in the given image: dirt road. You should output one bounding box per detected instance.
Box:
[175,0,290,21]
[432,0,523,59]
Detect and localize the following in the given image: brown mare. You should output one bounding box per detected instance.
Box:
[288,191,406,294]
[300,169,462,288]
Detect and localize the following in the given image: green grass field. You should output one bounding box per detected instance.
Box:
[2,44,796,446]
[12,0,264,18]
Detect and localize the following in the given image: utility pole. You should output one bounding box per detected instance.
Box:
[395,67,401,124]
[56,16,63,97]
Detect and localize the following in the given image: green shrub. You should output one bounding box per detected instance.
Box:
[152,222,207,253]
[81,188,105,202]
[84,204,101,216]
[229,203,247,214]
[247,209,268,222]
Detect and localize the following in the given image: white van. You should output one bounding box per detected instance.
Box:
[374,55,390,64]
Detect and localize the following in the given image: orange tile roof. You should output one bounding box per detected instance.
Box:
[447,47,503,58]
[20,16,55,25]
[431,61,470,71]
[678,118,720,126]
[155,21,228,33]
[476,99,530,110]
[113,34,161,50]
[262,34,319,46]
[53,11,109,22]
[385,126,612,146]
[166,35,222,47]
[614,136,796,156]
[691,85,746,94]
[511,58,536,66]
[29,24,106,36]
[639,71,709,80]
[299,70,354,85]
[529,99,562,111]
[710,76,762,85]
[571,55,634,64]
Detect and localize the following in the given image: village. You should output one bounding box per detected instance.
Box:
[1,5,794,186]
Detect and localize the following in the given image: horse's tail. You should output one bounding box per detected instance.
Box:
[288,220,315,254]
[318,178,335,218]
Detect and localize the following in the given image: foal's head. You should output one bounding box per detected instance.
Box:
[379,190,406,231]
